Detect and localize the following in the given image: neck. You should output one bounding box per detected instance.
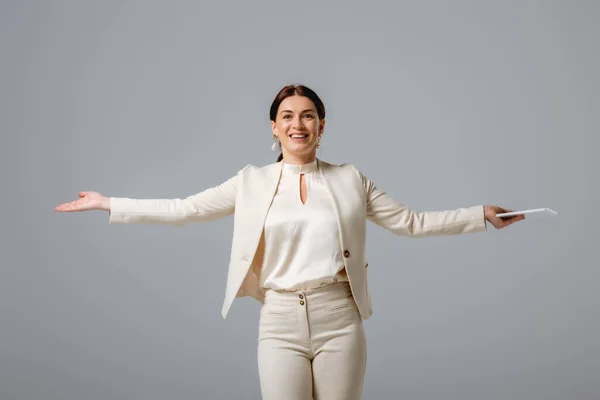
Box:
[280,151,317,165]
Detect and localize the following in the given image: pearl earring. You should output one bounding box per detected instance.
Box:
[272,136,278,150]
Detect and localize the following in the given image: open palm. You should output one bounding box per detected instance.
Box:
[54,191,109,212]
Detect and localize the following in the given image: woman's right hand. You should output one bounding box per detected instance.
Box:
[55,191,110,212]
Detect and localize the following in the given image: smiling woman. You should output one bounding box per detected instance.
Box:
[269,85,326,164]
[54,83,525,400]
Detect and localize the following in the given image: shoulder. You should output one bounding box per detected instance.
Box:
[235,161,281,179]
[319,160,373,192]
[236,162,277,173]
[319,159,363,178]
[236,164,254,175]
[237,159,364,179]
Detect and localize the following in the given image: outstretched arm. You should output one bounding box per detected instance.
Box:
[354,166,523,237]
[108,174,239,226]
[55,165,250,227]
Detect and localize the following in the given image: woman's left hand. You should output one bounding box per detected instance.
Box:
[483,205,526,229]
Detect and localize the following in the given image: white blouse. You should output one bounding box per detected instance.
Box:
[253,159,348,291]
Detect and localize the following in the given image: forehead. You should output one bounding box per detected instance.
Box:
[278,95,316,112]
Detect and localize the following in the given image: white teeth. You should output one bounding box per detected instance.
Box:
[291,134,308,138]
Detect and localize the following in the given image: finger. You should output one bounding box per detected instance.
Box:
[500,213,524,224]
[55,204,74,212]
[498,210,515,221]
[78,192,88,197]
[55,203,70,211]
[505,215,524,227]
[57,200,82,211]
[55,201,73,210]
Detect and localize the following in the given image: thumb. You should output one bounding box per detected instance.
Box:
[78,191,88,197]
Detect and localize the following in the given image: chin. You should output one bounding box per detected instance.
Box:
[288,144,316,155]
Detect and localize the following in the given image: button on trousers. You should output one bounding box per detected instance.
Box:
[257,281,367,400]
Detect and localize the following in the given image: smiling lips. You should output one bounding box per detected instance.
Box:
[290,133,309,140]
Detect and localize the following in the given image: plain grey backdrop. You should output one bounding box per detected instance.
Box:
[1,0,598,399]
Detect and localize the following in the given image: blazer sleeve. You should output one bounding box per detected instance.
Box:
[107,165,251,226]
[353,166,487,237]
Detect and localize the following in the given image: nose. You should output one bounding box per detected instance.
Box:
[293,116,305,130]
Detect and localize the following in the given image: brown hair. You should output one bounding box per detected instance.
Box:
[269,84,326,162]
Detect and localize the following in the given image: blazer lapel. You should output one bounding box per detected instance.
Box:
[318,159,366,274]
[254,160,283,228]
[318,159,344,244]
[238,161,283,263]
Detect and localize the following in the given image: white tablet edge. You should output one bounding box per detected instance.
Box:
[496,208,557,217]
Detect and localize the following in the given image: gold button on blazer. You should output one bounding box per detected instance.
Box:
[108,159,487,319]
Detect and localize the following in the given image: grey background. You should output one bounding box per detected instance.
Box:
[1,0,598,399]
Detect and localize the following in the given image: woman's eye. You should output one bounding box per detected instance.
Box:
[304,114,314,119]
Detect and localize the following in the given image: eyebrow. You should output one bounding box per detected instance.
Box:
[279,109,316,114]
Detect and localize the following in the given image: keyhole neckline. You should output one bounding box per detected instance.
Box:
[298,174,308,206]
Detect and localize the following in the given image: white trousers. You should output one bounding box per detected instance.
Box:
[257,281,367,400]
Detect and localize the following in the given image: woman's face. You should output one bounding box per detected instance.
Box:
[271,95,324,161]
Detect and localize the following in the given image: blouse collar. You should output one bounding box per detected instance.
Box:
[281,158,319,175]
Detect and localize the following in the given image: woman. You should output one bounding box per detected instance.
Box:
[55,84,524,399]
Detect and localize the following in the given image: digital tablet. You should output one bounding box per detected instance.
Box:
[496,208,558,218]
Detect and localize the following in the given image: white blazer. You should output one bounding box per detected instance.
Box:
[108,159,487,319]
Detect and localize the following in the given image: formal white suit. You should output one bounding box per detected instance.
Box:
[108,159,487,320]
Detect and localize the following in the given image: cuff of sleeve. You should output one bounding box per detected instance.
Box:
[473,205,487,232]
[108,197,129,224]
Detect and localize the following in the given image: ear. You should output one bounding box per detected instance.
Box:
[271,120,277,137]
[319,119,326,134]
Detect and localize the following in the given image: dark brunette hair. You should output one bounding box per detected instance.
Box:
[269,84,326,162]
